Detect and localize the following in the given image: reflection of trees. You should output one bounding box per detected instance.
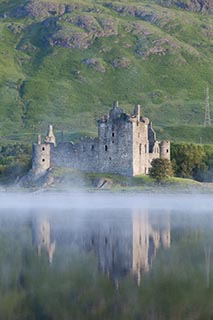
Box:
[204,245,211,288]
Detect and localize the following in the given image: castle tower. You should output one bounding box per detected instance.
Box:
[160,140,170,161]
[32,142,51,174]
[134,104,141,122]
[45,125,56,146]
[32,125,56,174]
[33,216,56,264]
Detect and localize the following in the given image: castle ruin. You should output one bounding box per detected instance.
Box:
[32,101,170,176]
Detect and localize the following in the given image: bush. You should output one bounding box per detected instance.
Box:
[171,142,213,182]
[149,158,173,182]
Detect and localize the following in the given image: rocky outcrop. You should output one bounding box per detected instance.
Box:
[11,1,78,19]
[106,0,212,15]
[47,15,118,49]
[105,3,161,22]
[84,58,106,73]
[151,0,212,13]
[172,0,211,13]
[111,57,131,68]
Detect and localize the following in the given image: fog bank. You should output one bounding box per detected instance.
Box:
[0,192,212,212]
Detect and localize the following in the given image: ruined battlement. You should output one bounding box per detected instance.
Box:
[32,102,170,177]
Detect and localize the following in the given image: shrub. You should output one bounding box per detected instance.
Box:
[149,158,173,182]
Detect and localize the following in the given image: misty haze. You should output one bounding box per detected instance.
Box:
[0,192,213,319]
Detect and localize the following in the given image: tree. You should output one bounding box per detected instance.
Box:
[171,143,209,181]
[149,158,173,182]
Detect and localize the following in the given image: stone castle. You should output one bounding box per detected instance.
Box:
[32,101,170,176]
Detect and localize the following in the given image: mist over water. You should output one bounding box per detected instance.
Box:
[0,192,212,211]
[0,192,213,319]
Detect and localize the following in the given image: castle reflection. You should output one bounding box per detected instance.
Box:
[32,209,170,284]
[32,216,56,264]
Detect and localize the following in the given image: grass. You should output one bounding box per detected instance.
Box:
[36,168,212,193]
[0,0,212,144]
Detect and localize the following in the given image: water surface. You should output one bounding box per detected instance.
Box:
[0,193,213,319]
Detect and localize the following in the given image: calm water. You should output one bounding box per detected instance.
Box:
[0,193,213,320]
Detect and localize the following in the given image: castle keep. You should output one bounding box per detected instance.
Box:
[32,102,170,176]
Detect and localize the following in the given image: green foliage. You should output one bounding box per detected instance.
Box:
[171,142,213,181]
[0,143,32,183]
[149,158,174,182]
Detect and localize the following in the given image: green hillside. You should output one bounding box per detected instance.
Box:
[0,0,212,143]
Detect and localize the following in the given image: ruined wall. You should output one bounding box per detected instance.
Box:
[51,138,100,172]
[132,119,149,176]
[32,143,51,174]
[97,114,133,176]
[148,123,156,153]
[148,141,161,172]
[31,103,170,177]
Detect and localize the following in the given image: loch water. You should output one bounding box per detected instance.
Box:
[0,193,213,320]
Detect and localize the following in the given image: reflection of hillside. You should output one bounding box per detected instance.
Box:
[31,209,170,283]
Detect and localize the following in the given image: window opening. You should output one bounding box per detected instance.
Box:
[139,144,142,155]
[105,145,108,152]
[42,147,45,151]
[91,145,94,151]
[42,159,45,162]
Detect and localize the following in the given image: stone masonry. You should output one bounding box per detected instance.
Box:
[32,101,170,176]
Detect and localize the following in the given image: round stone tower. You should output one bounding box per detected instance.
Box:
[32,141,51,174]
[160,140,170,161]
[32,125,56,174]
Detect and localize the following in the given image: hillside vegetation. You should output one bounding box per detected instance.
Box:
[0,0,212,143]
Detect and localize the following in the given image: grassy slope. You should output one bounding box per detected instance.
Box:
[0,0,212,143]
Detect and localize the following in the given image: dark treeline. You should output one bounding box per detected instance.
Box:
[171,143,213,182]
[0,144,32,183]
[0,142,212,184]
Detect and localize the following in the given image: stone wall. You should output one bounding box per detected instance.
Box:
[132,119,149,175]
[97,113,133,176]
[32,143,51,174]
[31,102,170,177]
[160,140,170,161]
